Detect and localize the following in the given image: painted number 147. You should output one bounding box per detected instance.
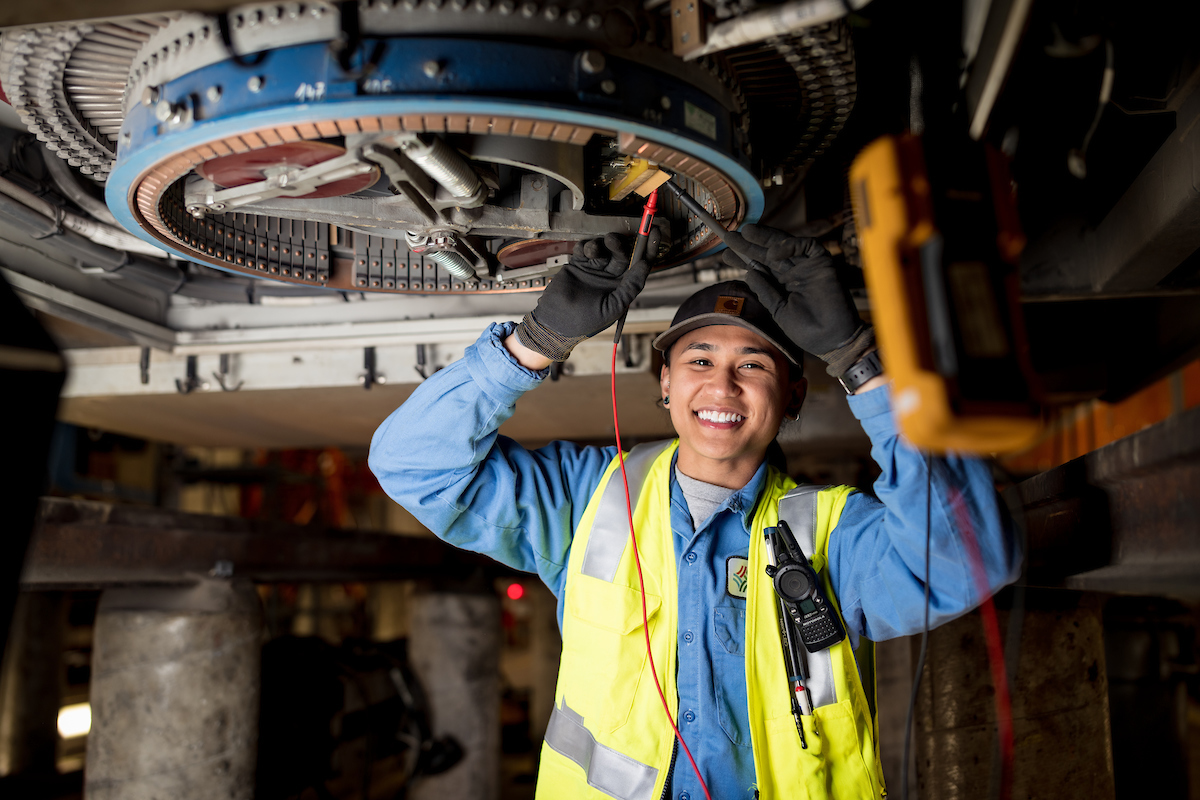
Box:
[295,82,326,102]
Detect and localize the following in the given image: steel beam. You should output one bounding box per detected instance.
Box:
[59,334,654,398]
[1010,404,1200,597]
[21,497,510,588]
[1020,67,1200,297]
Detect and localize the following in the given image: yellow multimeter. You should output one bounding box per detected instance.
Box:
[849,133,1041,454]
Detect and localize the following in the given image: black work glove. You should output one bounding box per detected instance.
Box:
[516,230,658,362]
[722,223,874,378]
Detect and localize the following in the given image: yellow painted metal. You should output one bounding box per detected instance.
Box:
[608,158,670,201]
[849,134,1040,454]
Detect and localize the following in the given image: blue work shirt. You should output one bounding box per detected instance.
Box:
[369,322,1022,800]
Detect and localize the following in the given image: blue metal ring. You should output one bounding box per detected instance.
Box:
[109,38,763,268]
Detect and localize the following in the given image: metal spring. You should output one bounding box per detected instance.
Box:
[426,249,477,280]
[401,135,482,199]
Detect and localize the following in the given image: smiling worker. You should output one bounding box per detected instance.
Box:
[369,225,1021,800]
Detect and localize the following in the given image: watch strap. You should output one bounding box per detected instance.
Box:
[838,349,883,394]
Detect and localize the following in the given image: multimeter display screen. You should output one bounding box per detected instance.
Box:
[798,598,817,614]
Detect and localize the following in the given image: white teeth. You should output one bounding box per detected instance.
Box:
[698,410,744,423]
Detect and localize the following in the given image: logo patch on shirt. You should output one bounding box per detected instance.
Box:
[714,296,745,316]
[726,556,750,599]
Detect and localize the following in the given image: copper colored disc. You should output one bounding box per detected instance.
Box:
[196,141,379,199]
[497,239,577,268]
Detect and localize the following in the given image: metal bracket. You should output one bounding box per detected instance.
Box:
[212,353,243,392]
[359,346,387,390]
[415,343,428,380]
[183,150,377,216]
[139,347,150,385]
[175,355,208,394]
[670,0,706,58]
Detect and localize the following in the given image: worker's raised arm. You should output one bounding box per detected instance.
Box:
[369,234,653,608]
[369,321,613,599]
[827,384,1022,641]
[726,222,1020,641]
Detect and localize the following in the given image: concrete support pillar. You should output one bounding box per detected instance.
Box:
[914,591,1115,800]
[409,588,501,800]
[86,580,263,800]
[0,591,65,776]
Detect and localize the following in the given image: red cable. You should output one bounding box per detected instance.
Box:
[949,488,1015,799]
[611,342,713,800]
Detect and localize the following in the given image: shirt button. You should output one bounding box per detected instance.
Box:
[680,794,691,800]
[683,630,694,643]
[685,552,698,563]
[683,710,696,723]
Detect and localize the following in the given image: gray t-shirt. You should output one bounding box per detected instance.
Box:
[675,468,737,531]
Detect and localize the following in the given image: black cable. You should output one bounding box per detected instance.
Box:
[902,452,933,800]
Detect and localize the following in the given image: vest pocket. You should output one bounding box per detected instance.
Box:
[562,576,663,731]
[766,699,880,798]
[713,606,753,747]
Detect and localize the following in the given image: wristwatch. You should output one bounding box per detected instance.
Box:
[838,349,884,394]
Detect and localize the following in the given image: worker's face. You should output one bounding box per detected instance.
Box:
[660,324,806,479]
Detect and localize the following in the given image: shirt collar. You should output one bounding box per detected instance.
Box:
[669,450,769,537]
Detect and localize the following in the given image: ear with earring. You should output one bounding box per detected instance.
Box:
[662,396,670,406]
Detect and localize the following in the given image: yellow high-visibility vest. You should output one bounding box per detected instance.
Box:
[536,440,886,800]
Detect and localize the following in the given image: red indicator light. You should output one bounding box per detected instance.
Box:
[506,582,525,600]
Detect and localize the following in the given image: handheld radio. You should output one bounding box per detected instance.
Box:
[765,520,846,653]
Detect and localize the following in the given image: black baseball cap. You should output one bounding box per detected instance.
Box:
[652,281,805,366]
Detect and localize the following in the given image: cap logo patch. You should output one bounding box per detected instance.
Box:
[715,296,744,316]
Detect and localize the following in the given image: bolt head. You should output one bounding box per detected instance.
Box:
[376,375,388,384]
[140,86,159,107]
[247,75,264,92]
[661,96,671,110]
[600,79,617,95]
[422,59,442,78]
[205,85,222,103]
[580,50,606,74]
[154,99,173,121]
[586,12,602,28]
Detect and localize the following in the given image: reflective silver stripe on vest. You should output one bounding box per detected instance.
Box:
[778,485,838,710]
[580,440,674,583]
[545,697,659,800]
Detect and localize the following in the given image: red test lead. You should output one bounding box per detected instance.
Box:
[612,189,660,344]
